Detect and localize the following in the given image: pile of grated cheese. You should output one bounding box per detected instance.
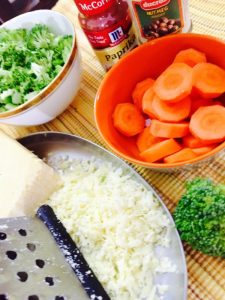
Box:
[48,157,175,300]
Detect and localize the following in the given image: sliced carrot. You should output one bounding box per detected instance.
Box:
[164,148,197,163]
[150,120,190,138]
[182,134,215,148]
[142,87,158,119]
[140,139,182,163]
[173,48,207,67]
[193,63,225,98]
[152,94,191,122]
[153,63,193,103]
[136,126,165,152]
[189,105,225,142]
[190,97,213,114]
[132,78,155,110]
[112,103,145,137]
[213,101,223,106]
[214,93,225,106]
[192,145,217,156]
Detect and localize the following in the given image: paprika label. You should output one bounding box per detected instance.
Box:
[93,25,138,70]
[82,14,138,70]
[131,0,184,41]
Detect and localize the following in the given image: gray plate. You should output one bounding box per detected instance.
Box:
[18,131,188,300]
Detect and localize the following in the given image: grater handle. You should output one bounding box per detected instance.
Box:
[37,205,110,300]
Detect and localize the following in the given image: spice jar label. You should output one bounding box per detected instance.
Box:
[94,25,137,70]
[82,17,133,48]
[131,0,184,41]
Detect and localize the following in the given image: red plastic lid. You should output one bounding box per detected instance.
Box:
[74,0,117,16]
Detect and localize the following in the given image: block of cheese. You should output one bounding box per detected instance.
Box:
[0,131,62,218]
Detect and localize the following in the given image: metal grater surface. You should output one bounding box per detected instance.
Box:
[0,216,89,300]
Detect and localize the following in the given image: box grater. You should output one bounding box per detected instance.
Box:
[0,205,110,300]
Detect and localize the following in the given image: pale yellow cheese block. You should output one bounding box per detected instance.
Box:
[0,131,62,218]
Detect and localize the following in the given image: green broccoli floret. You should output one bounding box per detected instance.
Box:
[0,72,12,93]
[174,178,225,258]
[12,67,28,83]
[8,29,27,48]
[27,24,54,50]
[0,28,11,43]
[54,35,73,63]
[0,45,27,69]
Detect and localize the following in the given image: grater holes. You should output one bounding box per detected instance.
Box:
[55,297,65,300]
[35,259,45,268]
[6,250,17,260]
[18,229,27,236]
[27,243,36,252]
[0,295,8,300]
[45,276,54,286]
[17,271,28,282]
[0,232,7,240]
[28,296,39,300]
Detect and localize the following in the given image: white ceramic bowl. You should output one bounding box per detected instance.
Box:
[0,10,81,126]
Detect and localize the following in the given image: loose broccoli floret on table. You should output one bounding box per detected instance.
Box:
[174,178,225,258]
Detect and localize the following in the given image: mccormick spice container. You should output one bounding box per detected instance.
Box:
[74,0,138,71]
[128,0,191,43]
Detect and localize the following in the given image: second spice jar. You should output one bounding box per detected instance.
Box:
[128,0,192,43]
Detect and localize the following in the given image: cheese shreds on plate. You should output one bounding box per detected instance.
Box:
[48,157,176,300]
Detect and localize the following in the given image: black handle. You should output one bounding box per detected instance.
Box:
[37,205,110,300]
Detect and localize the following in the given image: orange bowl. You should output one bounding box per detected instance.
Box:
[95,33,225,170]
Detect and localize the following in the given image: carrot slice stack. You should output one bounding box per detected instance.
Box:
[193,63,225,98]
[183,135,210,148]
[151,120,190,138]
[190,97,213,114]
[132,78,155,110]
[164,148,197,163]
[140,139,182,163]
[192,145,217,156]
[189,105,225,143]
[113,103,145,137]
[153,63,193,103]
[152,95,191,122]
[173,48,207,67]
[111,47,225,166]
[136,126,165,152]
[142,87,158,119]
